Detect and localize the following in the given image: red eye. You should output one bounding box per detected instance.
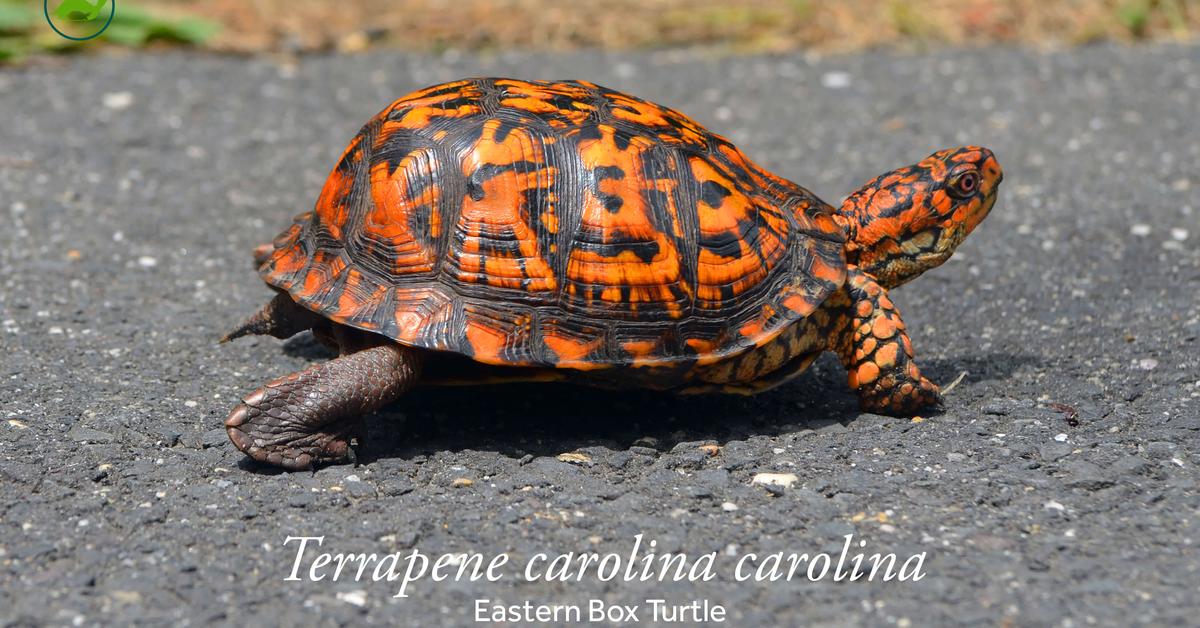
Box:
[952,172,979,197]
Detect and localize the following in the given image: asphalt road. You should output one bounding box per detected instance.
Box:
[1,44,1198,627]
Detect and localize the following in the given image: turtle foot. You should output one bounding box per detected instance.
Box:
[223,343,420,470]
[225,393,363,471]
[859,375,942,416]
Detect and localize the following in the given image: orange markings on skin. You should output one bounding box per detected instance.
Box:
[859,337,877,356]
[874,342,899,369]
[856,362,881,386]
[930,190,952,216]
[920,155,948,180]
[907,189,928,215]
[872,317,897,340]
[872,189,897,210]
[949,149,982,165]
[855,300,874,318]
[959,190,996,234]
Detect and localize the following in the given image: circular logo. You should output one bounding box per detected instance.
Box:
[44,0,116,41]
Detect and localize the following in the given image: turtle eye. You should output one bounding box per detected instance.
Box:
[950,171,979,197]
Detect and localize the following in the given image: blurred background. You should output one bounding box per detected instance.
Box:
[1,0,1196,62]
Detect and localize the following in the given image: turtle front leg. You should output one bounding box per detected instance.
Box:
[225,343,423,470]
[834,267,941,415]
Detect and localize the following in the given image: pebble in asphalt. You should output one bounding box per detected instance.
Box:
[0,44,1198,626]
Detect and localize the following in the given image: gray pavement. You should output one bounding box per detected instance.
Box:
[1,44,1198,626]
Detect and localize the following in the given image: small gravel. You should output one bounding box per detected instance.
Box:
[1,44,1198,626]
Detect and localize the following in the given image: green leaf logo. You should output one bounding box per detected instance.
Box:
[53,0,109,22]
[43,0,115,41]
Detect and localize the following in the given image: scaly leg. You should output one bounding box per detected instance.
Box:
[834,267,941,415]
[225,343,423,470]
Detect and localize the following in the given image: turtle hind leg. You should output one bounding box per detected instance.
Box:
[225,343,423,470]
[834,267,941,415]
[220,292,319,344]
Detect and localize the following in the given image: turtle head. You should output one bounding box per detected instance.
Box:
[834,146,1002,288]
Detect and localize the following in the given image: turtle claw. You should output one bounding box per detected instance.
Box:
[225,402,361,471]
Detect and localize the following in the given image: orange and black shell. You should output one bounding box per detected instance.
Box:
[259,78,847,370]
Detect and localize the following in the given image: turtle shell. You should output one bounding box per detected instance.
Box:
[260,78,846,370]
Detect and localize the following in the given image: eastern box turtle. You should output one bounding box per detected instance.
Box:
[222,78,1003,470]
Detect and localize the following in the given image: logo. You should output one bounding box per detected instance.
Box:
[44,0,115,41]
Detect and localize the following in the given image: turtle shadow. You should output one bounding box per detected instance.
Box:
[353,350,1045,465]
[239,346,1042,471]
[354,355,858,466]
[281,332,337,361]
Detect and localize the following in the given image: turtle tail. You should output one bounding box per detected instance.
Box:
[221,292,319,344]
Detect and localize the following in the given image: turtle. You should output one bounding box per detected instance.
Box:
[221,78,1003,470]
